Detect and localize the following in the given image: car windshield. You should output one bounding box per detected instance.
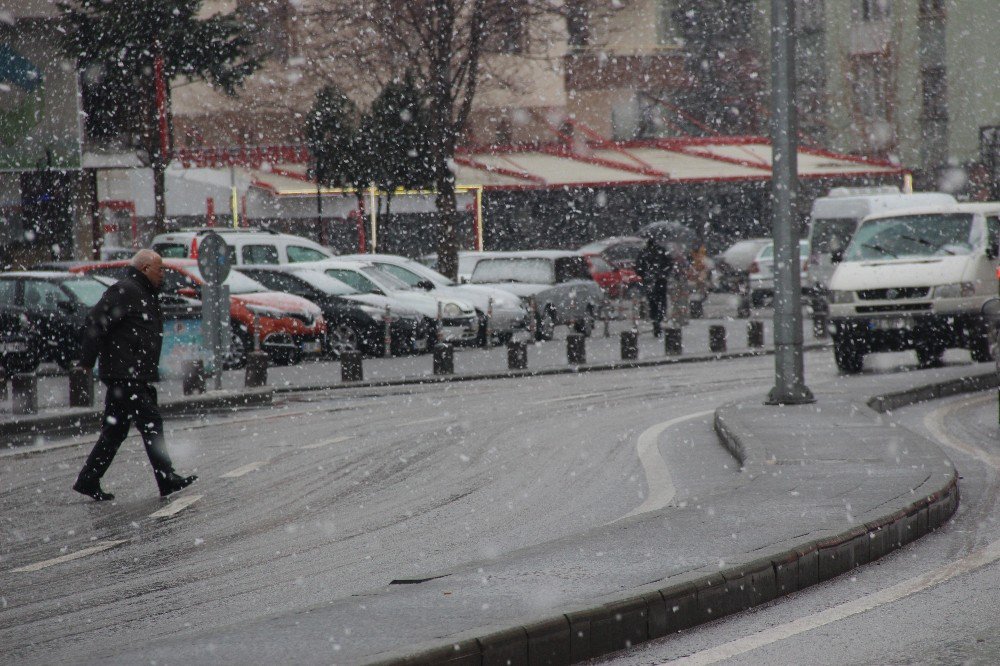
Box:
[376,261,453,287]
[186,265,268,294]
[759,240,808,260]
[364,266,412,291]
[292,270,359,295]
[844,213,977,261]
[471,258,554,284]
[61,278,107,306]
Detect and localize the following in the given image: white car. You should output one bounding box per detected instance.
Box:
[827,203,1000,372]
[294,259,480,344]
[468,251,605,340]
[748,240,811,306]
[340,253,527,345]
[151,228,333,265]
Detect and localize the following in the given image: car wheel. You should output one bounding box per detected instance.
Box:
[326,323,361,358]
[969,326,993,363]
[224,325,250,369]
[915,342,945,368]
[536,308,556,341]
[833,336,864,373]
[476,311,491,347]
[55,351,76,371]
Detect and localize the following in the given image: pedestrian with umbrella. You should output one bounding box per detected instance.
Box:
[635,238,676,337]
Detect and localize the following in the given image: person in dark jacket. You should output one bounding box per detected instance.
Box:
[635,239,675,337]
[73,250,197,501]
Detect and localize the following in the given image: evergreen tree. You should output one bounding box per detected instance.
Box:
[60,0,261,232]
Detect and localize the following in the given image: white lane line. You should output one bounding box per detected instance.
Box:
[12,540,127,573]
[301,435,354,450]
[149,494,203,518]
[666,395,999,665]
[408,416,451,425]
[219,461,267,478]
[625,410,715,518]
[924,393,1000,471]
[538,392,607,405]
[666,536,1000,665]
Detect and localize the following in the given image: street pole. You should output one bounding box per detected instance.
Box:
[767,0,814,405]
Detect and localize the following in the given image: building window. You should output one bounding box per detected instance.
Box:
[921,66,948,120]
[566,1,590,49]
[484,1,527,54]
[919,0,946,18]
[657,0,680,47]
[795,0,825,33]
[854,0,891,22]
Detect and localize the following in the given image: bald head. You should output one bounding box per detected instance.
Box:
[131,249,164,288]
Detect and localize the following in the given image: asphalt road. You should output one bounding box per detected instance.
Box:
[0,344,992,663]
[596,367,1000,665]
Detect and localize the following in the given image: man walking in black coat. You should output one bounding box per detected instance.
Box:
[73,250,197,501]
[635,239,675,337]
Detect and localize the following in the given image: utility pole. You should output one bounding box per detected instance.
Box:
[766,0,814,405]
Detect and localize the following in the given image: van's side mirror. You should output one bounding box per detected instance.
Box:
[831,249,844,264]
[981,298,1000,322]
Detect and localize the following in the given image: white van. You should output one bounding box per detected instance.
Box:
[826,203,1000,372]
[151,228,333,265]
[806,187,957,309]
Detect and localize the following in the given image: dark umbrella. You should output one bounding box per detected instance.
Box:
[637,221,698,250]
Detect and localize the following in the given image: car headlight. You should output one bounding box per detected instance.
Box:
[829,290,855,304]
[246,304,286,319]
[442,302,462,318]
[933,282,975,298]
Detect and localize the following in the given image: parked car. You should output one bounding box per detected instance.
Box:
[70,259,325,367]
[467,251,605,340]
[151,228,333,265]
[339,253,527,345]
[0,272,109,369]
[581,251,641,300]
[578,236,645,267]
[828,203,1000,372]
[713,238,771,293]
[0,304,42,374]
[748,240,811,306]
[419,251,507,284]
[236,266,429,357]
[297,259,480,345]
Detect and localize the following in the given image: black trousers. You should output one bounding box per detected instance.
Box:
[77,382,175,487]
[647,284,669,326]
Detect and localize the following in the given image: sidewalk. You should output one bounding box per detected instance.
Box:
[1,309,824,442]
[101,364,992,665]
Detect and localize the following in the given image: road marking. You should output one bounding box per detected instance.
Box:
[220,461,267,478]
[538,392,607,405]
[12,540,126,573]
[625,410,715,518]
[924,393,1000,471]
[408,416,451,425]
[149,494,203,518]
[666,394,999,665]
[301,435,354,450]
[666,536,1000,665]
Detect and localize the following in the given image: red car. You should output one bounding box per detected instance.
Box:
[582,252,641,299]
[70,259,325,367]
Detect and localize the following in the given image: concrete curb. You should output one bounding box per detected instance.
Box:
[365,371,984,665]
[0,388,274,442]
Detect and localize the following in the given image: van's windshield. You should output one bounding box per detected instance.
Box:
[810,218,857,254]
[844,213,978,261]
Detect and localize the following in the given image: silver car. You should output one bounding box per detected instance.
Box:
[468,251,605,340]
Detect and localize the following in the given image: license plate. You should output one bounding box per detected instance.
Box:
[870,317,913,331]
[302,340,322,354]
[0,342,29,353]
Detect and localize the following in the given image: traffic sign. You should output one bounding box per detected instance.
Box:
[197,232,231,285]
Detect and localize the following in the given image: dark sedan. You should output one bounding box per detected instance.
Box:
[237,266,429,357]
[0,305,42,374]
[0,272,108,370]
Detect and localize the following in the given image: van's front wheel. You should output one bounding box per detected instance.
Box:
[833,336,865,373]
[969,327,994,362]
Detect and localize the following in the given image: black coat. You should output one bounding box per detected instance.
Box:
[636,243,675,294]
[79,268,163,383]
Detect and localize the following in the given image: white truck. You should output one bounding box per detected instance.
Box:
[827,203,1000,373]
[806,187,957,312]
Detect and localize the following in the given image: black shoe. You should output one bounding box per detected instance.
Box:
[158,473,198,497]
[73,480,115,502]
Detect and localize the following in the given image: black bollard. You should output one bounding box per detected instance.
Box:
[709,324,727,353]
[182,360,206,395]
[507,339,528,370]
[664,327,682,356]
[567,333,586,365]
[689,298,704,320]
[813,313,828,339]
[69,365,94,407]
[12,372,38,415]
[0,370,7,401]
[747,320,765,348]
[245,350,268,388]
[433,342,454,375]
[620,329,639,360]
[341,351,363,382]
